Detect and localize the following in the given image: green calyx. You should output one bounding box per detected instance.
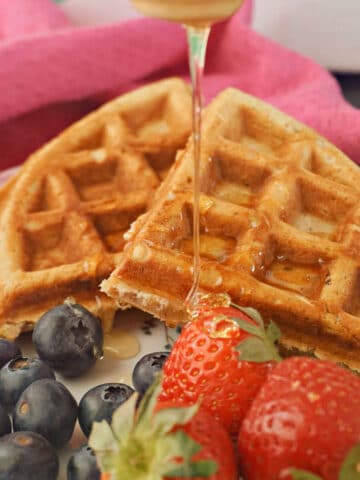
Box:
[89,377,218,479]
[230,304,282,363]
[339,443,360,480]
[289,469,323,480]
[289,442,360,480]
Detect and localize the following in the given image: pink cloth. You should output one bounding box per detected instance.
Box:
[0,0,359,170]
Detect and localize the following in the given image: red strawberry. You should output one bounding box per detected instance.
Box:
[158,401,238,480]
[238,357,360,480]
[159,303,279,436]
[89,379,238,479]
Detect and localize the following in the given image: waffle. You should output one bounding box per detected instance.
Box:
[103,88,360,371]
[0,78,192,339]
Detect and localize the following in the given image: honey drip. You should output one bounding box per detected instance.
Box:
[184,25,210,307]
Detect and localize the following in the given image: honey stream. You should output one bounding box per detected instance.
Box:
[131,0,245,313]
[184,25,210,307]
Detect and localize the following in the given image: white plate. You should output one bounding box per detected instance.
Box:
[0,167,176,480]
[20,313,174,480]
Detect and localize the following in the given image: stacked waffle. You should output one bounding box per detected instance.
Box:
[0,78,192,339]
[103,88,360,371]
[1,81,359,370]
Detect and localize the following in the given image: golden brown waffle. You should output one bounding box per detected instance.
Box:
[103,88,360,371]
[0,78,191,339]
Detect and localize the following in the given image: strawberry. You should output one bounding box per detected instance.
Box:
[159,301,280,436]
[89,378,238,479]
[238,357,360,480]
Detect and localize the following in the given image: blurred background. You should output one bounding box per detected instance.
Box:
[1,0,359,172]
[56,0,360,106]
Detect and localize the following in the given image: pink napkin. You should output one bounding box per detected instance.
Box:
[0,0,359,171]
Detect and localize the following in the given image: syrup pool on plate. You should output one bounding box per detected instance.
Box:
[103,321,140,359]
[131,0,245,309]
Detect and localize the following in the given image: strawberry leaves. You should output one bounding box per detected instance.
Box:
[231,305,282,363]
[339,443,360,480]
[165,431,217,478]
[287,443,360,480]
[152,404,199,435]
[167,457,217,477]
[89,375,219,479]
[289,469,322,480]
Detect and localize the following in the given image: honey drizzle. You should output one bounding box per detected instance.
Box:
[184,25,210,307]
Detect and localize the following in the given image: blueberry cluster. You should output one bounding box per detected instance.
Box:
[0,303,169,479]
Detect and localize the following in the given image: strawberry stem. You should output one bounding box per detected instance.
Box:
[230,304,282,363]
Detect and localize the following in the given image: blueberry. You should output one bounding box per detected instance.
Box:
[0,339,21,369]
[132,351,169,395]
[33,303,103,377]
[13,378,78,448]
[78,383,135,437]
[0,356,55,411]
[0,431,59,480]
[67,444,101,480]
[0,405,10,438]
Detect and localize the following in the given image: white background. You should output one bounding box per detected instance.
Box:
[252,0,360,72]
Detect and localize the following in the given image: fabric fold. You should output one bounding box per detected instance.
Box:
[0,0,359,170]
